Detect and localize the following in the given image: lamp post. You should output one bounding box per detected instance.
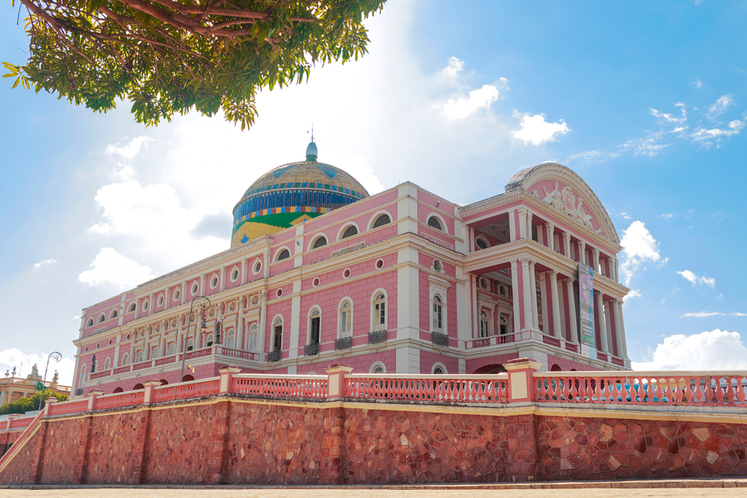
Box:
[38,351,62,411]
[179,295,211,383]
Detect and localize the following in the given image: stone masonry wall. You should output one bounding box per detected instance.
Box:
[0,430,22,459]
[1,399,746,485]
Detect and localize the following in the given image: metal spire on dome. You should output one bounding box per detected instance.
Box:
[306,124,318,161]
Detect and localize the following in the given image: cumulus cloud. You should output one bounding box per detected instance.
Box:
[442,84,501,119]
[632,330,747,370]
[442,57,464,77]
[619,221,661,285]
[511,113,570,145]
[692,79,703,89]
[33,259,57,269]
[105,136,153,160]
[78,247,154,288]
[707,95,734,120]
[681,311,746,318]
[677,269,716,287]
[0,348,75,386]
[623,289,641,303]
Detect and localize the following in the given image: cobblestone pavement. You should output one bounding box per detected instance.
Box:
[2,482,747,498]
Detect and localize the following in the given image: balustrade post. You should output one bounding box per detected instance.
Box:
[325,364,353,400]
[219,365,241,394]
[87,390,104,411]
[6,414,19,429]
[44,397,57,416]
[143,380,161,404]
[505,357,541,403]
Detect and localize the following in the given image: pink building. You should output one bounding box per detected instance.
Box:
[72,143,630,396]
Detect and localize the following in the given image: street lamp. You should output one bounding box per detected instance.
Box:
[38,351,62,411]
[179,295,211,383]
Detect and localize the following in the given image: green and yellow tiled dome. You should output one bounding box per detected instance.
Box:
[231,142,370,248]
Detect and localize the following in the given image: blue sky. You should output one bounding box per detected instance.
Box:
[1,0,746,383]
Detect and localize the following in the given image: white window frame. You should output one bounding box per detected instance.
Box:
[431,362,447,374]
[307,306,322,345]
[426,213,448,234]
[428,275,451,335]
[338,298,353,338]
[271,316,284,352]
[274,246,292,262]
[367,210,393,230]
[247,323,259,351]
[370,289,388,332]
[121,353,129,366]
[479,309,492,338]
[369,361,387,374]
[308,233,329,251]
[337,222,360,241]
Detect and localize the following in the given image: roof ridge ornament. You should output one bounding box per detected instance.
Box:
[306,124,318,161]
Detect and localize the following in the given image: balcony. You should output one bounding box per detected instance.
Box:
[432,331,449,347]
[335,337,352,350]
[304,343,320,356]
[368,330,387,345]
[267,350,281,363]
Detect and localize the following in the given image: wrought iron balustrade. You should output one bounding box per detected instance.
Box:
[304,343,320,356]
[267,350,281,362]
[335,337,352,350]
[432,331,449,347]
[368,330,387,345]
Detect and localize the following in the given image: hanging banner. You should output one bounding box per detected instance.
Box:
[578,263,596,359]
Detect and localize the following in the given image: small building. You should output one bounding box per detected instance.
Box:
[0,365,71,406]
[72,142,630,396]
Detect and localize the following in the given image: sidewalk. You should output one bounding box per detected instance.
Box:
[1,480,747,498]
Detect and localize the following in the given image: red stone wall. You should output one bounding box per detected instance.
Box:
[537,416,747,481]
[0,429,22,458]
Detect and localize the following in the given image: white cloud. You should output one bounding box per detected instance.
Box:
[442,84,500,119]
[692,79,703,89]
[706,95,734,119]
[442,57,464,77]
[677,269,716,287]
[621,132,670,157]
[105,136,153,160]
[623,289,641,303]
[690,119,744,148]
[681,311,746,318]
[633,330,747,370]
[0,348,75,386]
[33,259,57,269]
[659,213,673,220]
[716,293,724,300]
[511,113,570,145]
[655,256,669,269]
[78,247,154,288]
[650,106,687,125]
[619,221,661,285]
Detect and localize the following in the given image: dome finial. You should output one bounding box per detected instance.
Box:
[306,123,317,161]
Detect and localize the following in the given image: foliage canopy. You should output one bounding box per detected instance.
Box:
[4,0,385,129]
[0,391,68,415]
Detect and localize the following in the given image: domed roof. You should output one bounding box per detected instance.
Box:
[231,142,370,248]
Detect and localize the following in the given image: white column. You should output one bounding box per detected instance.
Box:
[471,274,478,338]
[529,260,539,329]
[539,272,548,334]
[518,209,527,239]
[612,258,619,283]
[148,293,154,315]
[509,209,518,242]
[241,260,248,285]
[181,281,186,305]
[605,301,613,354]
[510,260,521,334]
[558,280,567,339]
[200,275,206,296]
[545,223,554,250]
[578,241,586,266]
[526,211,533,241]
[592,249,600,274]
[563,233,572,259]
[520,258,533,330]
[596,292,608,353]
[259,291,268,356]
[219,266,226,292]
[549,271,561,338]
[565,279,578,343]
[614,299,626,357]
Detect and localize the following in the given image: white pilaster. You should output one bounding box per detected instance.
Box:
[563,233,571,259]
[529,260,539,329]
[549,271,561,338]
[509,209,517,242]
[510,260,521,334]
[579,241,586,266]
[545,223,554,251]
[289,280,301,359]
[539,272,548,334]
[520,258,533,330]
[592,249,600,274]
[615,299,626,357]
[526,211,533,241]
[518,209,527,239]
[565,278,579,343]
[596,292,608,353]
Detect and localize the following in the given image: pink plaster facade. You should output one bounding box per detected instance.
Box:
[73,162,630,398]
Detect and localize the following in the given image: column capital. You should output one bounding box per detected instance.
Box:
[519,257,532,266]
[592,247,600,256]
[562,232,571,241]
[544,222,554,229]
[548,269,559,278]
[528,260,536,270]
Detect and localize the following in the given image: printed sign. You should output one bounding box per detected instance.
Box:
[578,263,596,359]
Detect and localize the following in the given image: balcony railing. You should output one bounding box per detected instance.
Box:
[368,330,387,345]
[432,331,449,347]
[335,337,352,350]
[267,350,281,363]
[304,343,319,356]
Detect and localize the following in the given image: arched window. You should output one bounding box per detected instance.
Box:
[432,363,447,374]
[432,294,443,332]
[276,248,290,261]
[480,310,490,338]
[248,323,259,351]
[104,358,111,370]
[87,318,94,327]
[373,292,386,331]
[308,308,321,345]
[113,387,124,393]
[373,214,391,228]
[339,300,352,337]
[226,329,235,348]
[272,317,283,352]
[312,236,327,249]
[427,216,442,231]
[80,365,87,386]
[186,338,194,352]
[500,316,508,335]
[341,225,358,239]
[135,350,143,363]
[110,309,118,319]
[129,303,136,313]
[151,346,159,359]
[370,362,386,374]
[206,334,214,347]
[98,314,106,323]
[167,342,175,355]
[121,353,129,366]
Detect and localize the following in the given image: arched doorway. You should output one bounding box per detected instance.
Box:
[133,383,144,390]
[113,387,124,393]
[551,364,562,371]
[159,379,168,385]
[182,374,195,382]
[472,364,507,374]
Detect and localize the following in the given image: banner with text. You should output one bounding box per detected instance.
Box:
[578,263,596,359]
